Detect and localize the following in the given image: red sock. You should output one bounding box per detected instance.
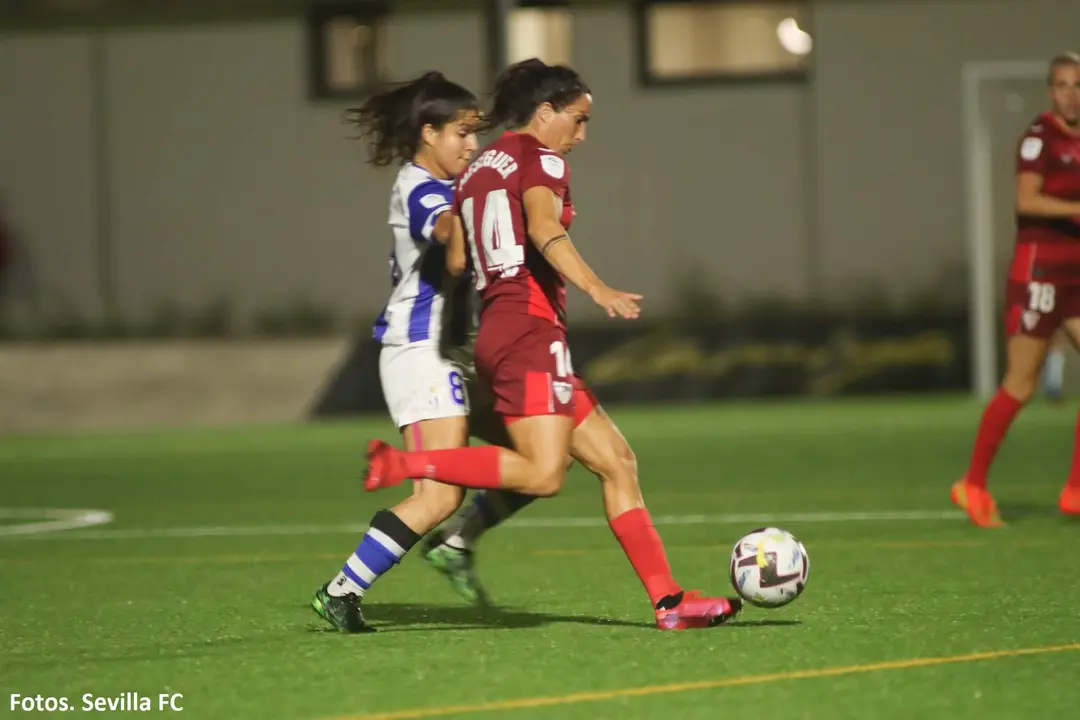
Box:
[966,388,1023,488]
[609,508,681,607]
[400,446,503,489]
[1067,409,1080,489]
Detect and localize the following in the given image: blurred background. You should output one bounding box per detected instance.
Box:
[1,0,1077,434]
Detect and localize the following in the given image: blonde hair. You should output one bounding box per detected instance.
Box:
[1048,52,1080,85]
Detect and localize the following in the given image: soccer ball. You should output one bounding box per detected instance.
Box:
[728,527,809,609]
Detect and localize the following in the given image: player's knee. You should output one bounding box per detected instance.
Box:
[1001,372,1038,403]
[531,463,568,497]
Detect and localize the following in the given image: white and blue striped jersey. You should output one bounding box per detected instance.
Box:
[373,164,457,346]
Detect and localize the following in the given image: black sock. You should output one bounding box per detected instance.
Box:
[440,491,536,549]
[369,509,423,554]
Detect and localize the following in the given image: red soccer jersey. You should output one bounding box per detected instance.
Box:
[1016,112,1080,242]
[1011,112,1080,283]
[456,131,575,326]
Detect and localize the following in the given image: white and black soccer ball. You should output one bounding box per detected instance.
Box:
[728,527,809,609]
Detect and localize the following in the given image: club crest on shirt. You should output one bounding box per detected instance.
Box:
[553,380,573,405]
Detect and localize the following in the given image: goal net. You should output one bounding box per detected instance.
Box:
[962,61,1049,398]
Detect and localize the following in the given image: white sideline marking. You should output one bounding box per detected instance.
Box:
[0,508,115,537]
[1,509,964,541]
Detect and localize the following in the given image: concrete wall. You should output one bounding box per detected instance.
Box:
[1,0,1077,328]
[0,338,349,433]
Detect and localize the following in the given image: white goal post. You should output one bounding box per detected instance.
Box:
[962,61,1048,399]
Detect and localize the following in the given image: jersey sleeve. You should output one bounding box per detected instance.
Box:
[406,180,454,244]
[520,150,570,197]
[1016,127,1049,175]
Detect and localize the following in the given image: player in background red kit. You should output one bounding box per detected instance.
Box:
[365,58,742,629]
[953,52,1080,527]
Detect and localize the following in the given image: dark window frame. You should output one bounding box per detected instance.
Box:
[305,1,390,101]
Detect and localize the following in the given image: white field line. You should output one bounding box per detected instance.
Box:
[0,508,115,537]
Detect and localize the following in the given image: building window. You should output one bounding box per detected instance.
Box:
[307,2,389,100]
[508,2,573,67]
[636,0,811,85]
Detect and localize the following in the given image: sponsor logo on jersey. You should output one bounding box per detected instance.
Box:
[1020,136,1043,161]
[419,193,447,209]
[540,154,566,179]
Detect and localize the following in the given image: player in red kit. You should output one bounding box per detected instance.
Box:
[364,58,741,629]
[953,52,1080,526]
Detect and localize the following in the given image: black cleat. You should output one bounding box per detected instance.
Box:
[422,531,492,607]
[311,583,374,633]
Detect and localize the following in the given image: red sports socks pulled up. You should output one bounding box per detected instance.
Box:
[609,508,682,606]
[966,388,1023,488]
[400,445,504,489]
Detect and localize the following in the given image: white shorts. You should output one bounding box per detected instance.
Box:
[379,343,470,428]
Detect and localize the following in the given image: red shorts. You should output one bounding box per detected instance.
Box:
[1004,279,1080,338]
[474,314,598,427]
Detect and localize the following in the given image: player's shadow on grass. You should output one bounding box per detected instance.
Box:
[308,602,801,632]
[333,602,651,631]
[724,619,801,629]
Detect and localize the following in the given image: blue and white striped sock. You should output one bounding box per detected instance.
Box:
[328,510,420,598]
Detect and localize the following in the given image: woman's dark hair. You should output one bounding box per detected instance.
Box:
[346,71,480,166]
[487,58,590,130]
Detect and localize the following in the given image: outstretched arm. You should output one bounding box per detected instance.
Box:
[522,186,641,319]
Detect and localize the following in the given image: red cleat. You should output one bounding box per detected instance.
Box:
[1059,485,1080,516]
[950,479,1004,528]
[362,440,409,492]
[654,590,742,631]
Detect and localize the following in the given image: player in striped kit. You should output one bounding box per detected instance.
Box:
[363,59,743,630]
[311,72,537,633]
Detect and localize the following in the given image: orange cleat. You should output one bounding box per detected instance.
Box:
[362,440,409,492]
[950,479,1004,528]
[654,590,742,631]
[1059,484,1080,516]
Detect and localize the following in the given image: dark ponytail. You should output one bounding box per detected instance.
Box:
[487,58,590,130]
[346,71,480,166]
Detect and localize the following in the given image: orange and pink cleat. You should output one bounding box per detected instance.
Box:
[654,590,743,631]
[950,479,1004,528]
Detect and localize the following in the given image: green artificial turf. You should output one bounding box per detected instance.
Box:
[2,397,1078,719]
